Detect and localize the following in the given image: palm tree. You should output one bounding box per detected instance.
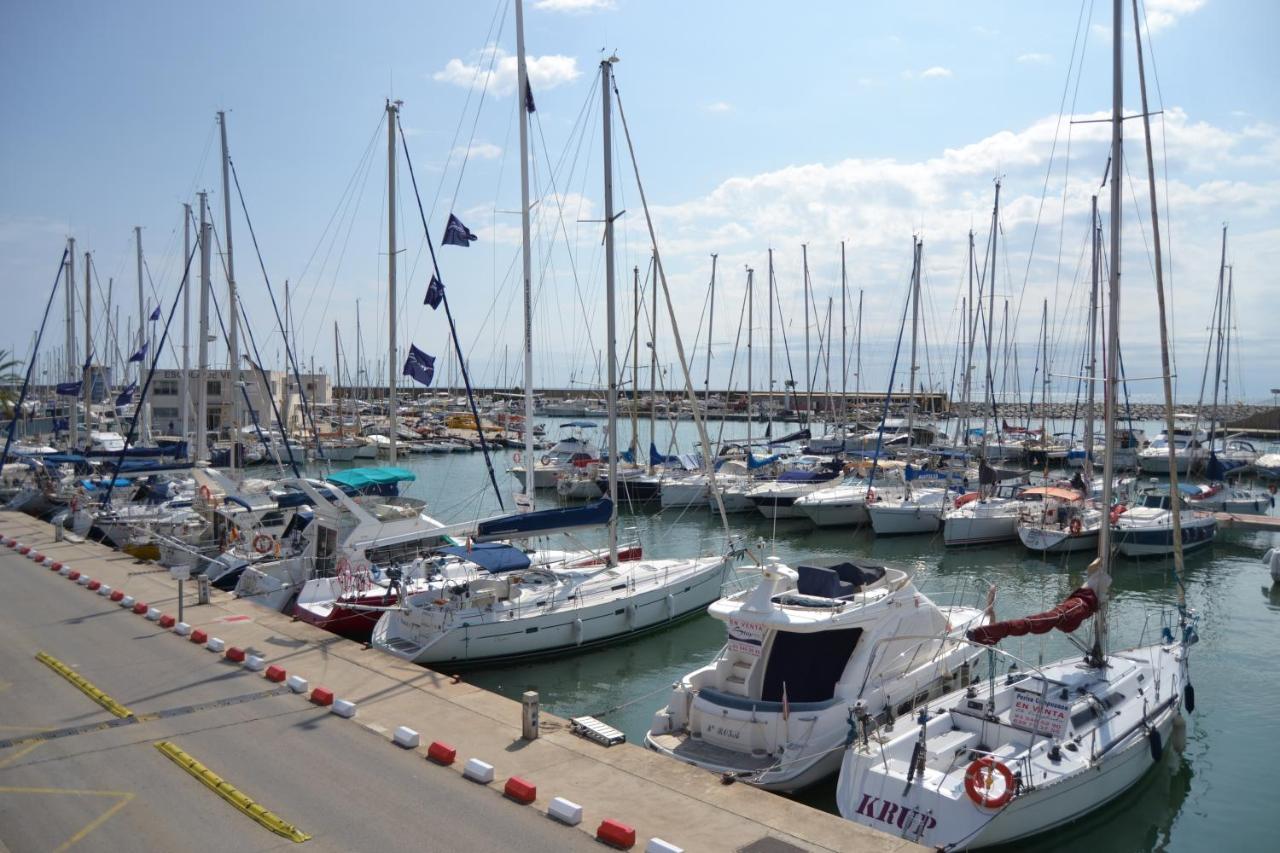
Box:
[0,349,24,412]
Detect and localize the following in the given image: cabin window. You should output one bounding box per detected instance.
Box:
[315,525,337,577]
[760,627,862,704]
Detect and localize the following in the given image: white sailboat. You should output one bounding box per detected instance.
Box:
[836,6,1198,845]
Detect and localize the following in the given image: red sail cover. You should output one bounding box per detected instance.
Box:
[967,587,1099,646]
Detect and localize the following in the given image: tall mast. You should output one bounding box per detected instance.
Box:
[906,238,921,450]
[1208,226,1227,448]
[515,0,536,505]
[1132,0,1184,605]
[600,55,620,565]
[385,99,400,464]
[840,241,847,428]
[218,112,240,472]
[66,240,77,447]
[1040,298,1049,467]
[196,192,211,461]
[631,265,640,457]
[334,321,341,437]
[134,226,147,441]
[983,182,1000,455]
[802,243,812,424]
[1083,195,1099,481]
[1093,0,1124,664]
[767,248,775,434]
[746,267,753,452]
[181,204,192,446]
[705,254,717,404]
[855,288,862,401]
[83,250,92,440]
[649,250,658,473]
[962,231,977,442]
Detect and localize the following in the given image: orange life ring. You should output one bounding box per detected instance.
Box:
[1110,504,1128,525]
[954,492,979,509]
[252,533,274,554]
[964,756,1015,808]
[1069,517,1083,536]
[199,484,212,502]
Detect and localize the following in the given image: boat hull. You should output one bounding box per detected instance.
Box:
[869,504,943,536]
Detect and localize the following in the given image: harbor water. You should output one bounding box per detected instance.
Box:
[313,417,1278,852]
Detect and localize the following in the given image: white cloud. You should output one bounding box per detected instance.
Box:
[453,142,503,160]
[920,66,953,79]
[705,101,732,114]
[533,0,616,11]
[1144,0,1206,32]
[433,45,581,97]
[1017,52,1052,64]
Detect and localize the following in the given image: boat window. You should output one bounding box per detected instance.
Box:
[760,627,862,703]
[314,525,337,577]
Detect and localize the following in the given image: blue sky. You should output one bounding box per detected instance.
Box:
[3,0,1277,403]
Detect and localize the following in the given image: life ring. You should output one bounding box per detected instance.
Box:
[964,756,1015,808]
[540,455,551,466]
[954,492,979,509]
[198,484,212,502]
[1110,504,1128,525]
[252,533,274,554]
[1069,517,1083,536]
[513,451,522,464]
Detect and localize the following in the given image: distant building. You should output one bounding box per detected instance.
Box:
[148,368,331,434]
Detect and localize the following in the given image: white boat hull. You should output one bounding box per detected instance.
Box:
[1017,523,1099,553]
[799,500,870,527]
[869,503,944,536]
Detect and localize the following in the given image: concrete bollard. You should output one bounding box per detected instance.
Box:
[98,585,112,597]
[119,595,135,608]
[597,819,637,850]
[173,622,192,636]
[463,758,495,784]
[286,675,309,694]
[522,690,540,740]
[427,742,457,765]
[206,637,226,653]
[77,575,92,586]
[243,655,265,672]
[548,797,584,826]
[145,607,162,621]
[646,840,684,853]
[392,726,420,749]
[331,699,357,719]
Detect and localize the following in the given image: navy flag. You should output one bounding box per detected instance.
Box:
[424,276,444,309]
[442,214,477,247]
[401,344,436,388]
[116,382,138,407]
[55,380,83,396]
[149,305,161,321]
[525,79,536,114]
[128,342,148,363]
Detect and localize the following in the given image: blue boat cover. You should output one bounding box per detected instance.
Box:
[746,452,782,469]
[777,469,838,483]
[326,467,416,490]
[437,542,531,574]
[474,498,613,542]
[560,421,598,428]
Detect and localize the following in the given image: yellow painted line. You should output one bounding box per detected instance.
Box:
[0,786,134,852]
[153,741,310,843]
[34,652,133,719]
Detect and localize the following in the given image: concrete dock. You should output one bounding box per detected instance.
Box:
[0,511,919,853]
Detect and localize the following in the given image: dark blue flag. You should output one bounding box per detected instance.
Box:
[55,381,83,396]
[525,80,536,114]
[424,276,444,309]
[149,305,161,321]
[116,382,138,407]
[128,342,148,363]
[401,344,436,388]
[442,214,477,247]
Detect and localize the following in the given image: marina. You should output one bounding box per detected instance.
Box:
[4,1,1279,851]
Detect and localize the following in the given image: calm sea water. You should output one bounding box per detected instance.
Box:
[316,417,1278,852]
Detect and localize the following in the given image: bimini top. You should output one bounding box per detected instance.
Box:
[437,542,531,574]
[326,467,417,490]
[560,421,598,429]
[1019,486,1083,502]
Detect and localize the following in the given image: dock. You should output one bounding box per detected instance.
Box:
[1213,511,1280,532]
[0,510,920,853]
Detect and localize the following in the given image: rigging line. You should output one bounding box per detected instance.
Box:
[429,0,508,226]
[447,1,510,220]
[228,156,325,465]
[398,115,505,511]
[1015,0,1094,324]
[2,249,68,466]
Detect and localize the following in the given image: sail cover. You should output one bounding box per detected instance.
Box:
[473,498,613,542]
[967,586,1098,646]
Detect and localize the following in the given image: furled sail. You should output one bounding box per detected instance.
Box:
[967,586,1098,646]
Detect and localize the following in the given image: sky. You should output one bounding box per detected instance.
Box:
[2,0,1278,405]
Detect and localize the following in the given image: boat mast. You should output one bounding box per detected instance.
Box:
[1093,0,1124,665]
[1083,195,1098,482]
[181,203,192,446]
[705,254,716,406]
[767,248,775,435]
[1040,298,1049,468]
[840,241,847,429]
[82,250,91,441]
[196,192,211,461]
[135,225,150,443]
[600,55,620,565]
[649,250,657,473]
[802,244,812,425]
[746,266,753,452]
[66,240,77,447]
[333,321,341,440]
[385,99,400,464]
[855,288,862,402]
[906,238,921,450]
[631,265,640,458]
[218,112,239,472]
[1131,0,1185,598]
[1208,226,1227,451]
[983,183,1000,458]
[515,0,536,506]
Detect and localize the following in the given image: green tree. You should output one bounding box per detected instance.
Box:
[0,349,24,412]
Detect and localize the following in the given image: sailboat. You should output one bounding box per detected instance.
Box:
[835,4,1197,845]
[372,35,736,666]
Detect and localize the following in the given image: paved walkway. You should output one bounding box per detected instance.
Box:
[0,511,920,853]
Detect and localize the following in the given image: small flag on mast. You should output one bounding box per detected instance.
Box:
[442,214,477,247]
[401,344,436,388]
[116,382,137,407]
[128,342,148,363]
[524,79,536,114]
[149,305,161,321]
[424,276,444,309]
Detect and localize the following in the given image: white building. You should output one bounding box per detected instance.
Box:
[148,368,331,435]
